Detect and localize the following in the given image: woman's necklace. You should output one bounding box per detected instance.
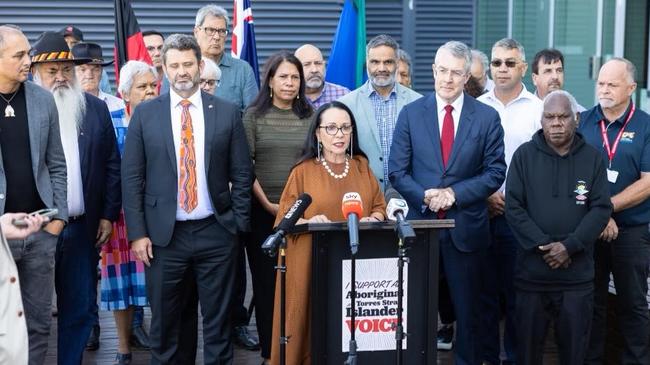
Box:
[0,88,19,118]
[321,156,350,179]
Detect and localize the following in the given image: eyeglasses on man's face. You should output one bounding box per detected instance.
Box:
[200,78,220,87]
[200,26,228,38]
[319,124,353,135]
[490,59,519,68]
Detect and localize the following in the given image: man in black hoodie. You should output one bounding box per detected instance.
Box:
[505,90,611,365]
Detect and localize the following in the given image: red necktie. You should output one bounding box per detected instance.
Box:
[440,104,454,167]
[438,105,454,219]
[179,99,198,213]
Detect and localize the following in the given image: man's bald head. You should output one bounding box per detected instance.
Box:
[0,25,31,87]
[0,25,25,55]
[597,57,637,113]
[295,44,326,91]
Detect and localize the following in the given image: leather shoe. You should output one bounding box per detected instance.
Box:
[86,324,100,351]
[232,325,260,351]
[129,325,150,349]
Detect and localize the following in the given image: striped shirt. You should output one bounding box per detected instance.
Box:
[368,83,398,183]
[309,81,350,109]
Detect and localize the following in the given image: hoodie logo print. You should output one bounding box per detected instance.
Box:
[574,180,589,205]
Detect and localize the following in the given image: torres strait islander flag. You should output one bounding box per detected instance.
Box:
[113,0,152,83]
[231,0,260,86]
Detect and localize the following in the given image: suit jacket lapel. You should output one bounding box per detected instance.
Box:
[423,95,444,170]
[359,86,381,148]
[160,95,177,176]
[445,95,474,169]
[202,93,216,173]
[25,83,41,179]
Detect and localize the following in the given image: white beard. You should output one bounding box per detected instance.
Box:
[52,82,86,147]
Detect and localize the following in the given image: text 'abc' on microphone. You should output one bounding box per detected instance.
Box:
[261,193,312,256]
[342,192,363,255]
[385,188,416,244]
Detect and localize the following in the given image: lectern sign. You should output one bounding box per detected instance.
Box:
[341,258,408,351]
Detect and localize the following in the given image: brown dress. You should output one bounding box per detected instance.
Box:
[270,156,386,365]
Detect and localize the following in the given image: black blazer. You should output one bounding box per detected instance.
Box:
[121,92,253,246]
[80,93,121,240]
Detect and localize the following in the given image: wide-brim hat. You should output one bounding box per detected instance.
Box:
[30,31,90,65]
[71,42,113,66]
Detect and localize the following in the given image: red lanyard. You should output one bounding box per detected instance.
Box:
[599,103,636,167]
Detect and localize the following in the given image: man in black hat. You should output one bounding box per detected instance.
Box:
[31,31,121,364]
[0,25,68,365]
[59,25,112,94]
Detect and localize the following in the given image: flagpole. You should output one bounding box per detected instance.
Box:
[114,0,127,71]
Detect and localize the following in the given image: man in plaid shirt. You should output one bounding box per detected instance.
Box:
[295,44,350,109]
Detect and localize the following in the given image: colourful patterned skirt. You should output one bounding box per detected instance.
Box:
[100,211,148,310]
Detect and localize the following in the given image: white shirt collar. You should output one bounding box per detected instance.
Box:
[482,83,536,106]
[435,92,464,114]
[170,87,202,109]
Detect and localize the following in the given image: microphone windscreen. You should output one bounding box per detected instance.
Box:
[384,187,403,202]
[276,193,312,232]
[342,192,363,219]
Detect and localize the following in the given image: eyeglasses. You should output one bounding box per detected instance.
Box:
[319,125,353,135]
[200,79,220,87]
[490,59,519,68]
[434,67,466,79]
[199,26,228,37]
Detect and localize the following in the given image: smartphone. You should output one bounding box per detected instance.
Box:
[12,208,58,227]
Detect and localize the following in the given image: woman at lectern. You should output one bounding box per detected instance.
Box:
[269,101,386,365]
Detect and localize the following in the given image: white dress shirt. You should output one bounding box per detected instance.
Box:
[478,84,543,192]
[60,121,85,217]
[435,92,464,138]
[169,88,214,220]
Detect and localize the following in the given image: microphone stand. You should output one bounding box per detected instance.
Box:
[345,237,358,365]
[395,236,409,365]
[275,236,288,365]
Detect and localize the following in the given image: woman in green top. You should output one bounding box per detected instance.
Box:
[242,51,313,363]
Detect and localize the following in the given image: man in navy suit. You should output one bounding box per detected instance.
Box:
[389,41,506,365]
[31,31,121,364]
[122,34,252,364]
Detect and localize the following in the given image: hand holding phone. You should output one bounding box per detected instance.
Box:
[12,208,58,227]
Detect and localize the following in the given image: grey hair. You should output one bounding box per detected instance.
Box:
[397,49,412,78]
[118,60,158,97]
[435,41,473,74]
[365,34,399,59]
[543,90,579,119]
[0,24,23,54]
[607,57,637,83]
[195,4,229,28]
[492,38,526,61]
[201,57,222,80]
[471,49,489,75]
[162,33,202,66]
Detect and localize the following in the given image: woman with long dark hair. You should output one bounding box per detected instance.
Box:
[269,101,386,365]
[242,51,314,364]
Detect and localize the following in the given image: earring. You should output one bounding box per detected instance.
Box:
[317,141,322,161]
[297,94,300,100]
[270,87,273,98]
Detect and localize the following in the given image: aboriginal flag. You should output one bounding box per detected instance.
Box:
[114,0,152,82]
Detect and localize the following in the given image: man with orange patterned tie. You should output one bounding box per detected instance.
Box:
[121,33,253,364]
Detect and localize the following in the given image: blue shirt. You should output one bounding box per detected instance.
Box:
[578,101,650,226]
[368,83,397,184]
[214,53,259,111]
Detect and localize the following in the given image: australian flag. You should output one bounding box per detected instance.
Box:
[232,0,260,86]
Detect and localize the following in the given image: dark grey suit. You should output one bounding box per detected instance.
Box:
[2,81,67,365]
[122,91,252,364]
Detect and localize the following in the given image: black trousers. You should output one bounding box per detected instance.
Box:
[146,217,236,365]
[243,197,277,358]
[586,223,650,364]
[516,288,593,365]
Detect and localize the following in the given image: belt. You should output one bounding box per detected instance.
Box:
[68,214,85,223]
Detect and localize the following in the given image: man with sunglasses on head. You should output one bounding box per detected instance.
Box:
[477,38,543,365]
[193,4,258,112]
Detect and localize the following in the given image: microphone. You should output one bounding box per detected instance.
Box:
[261,193,312,256]
[385,188,416,244]
[342,192,363,255]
